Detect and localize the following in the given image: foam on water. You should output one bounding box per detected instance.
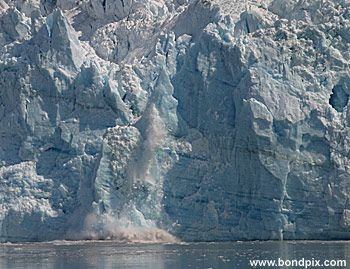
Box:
[79,227,178,243]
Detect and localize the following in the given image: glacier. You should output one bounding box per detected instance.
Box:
[0,0,350,242]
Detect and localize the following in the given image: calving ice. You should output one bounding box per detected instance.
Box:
[0,0,350,242]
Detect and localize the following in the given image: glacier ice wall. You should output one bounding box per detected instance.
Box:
[0,0,350,241]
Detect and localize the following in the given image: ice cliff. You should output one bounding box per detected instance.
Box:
[1,0,350,242]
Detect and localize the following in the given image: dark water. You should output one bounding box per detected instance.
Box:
[1,241,350,269]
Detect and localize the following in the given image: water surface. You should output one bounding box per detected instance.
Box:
[1,240,349,268]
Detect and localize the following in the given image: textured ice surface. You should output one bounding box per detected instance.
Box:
[0,0,350,242]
